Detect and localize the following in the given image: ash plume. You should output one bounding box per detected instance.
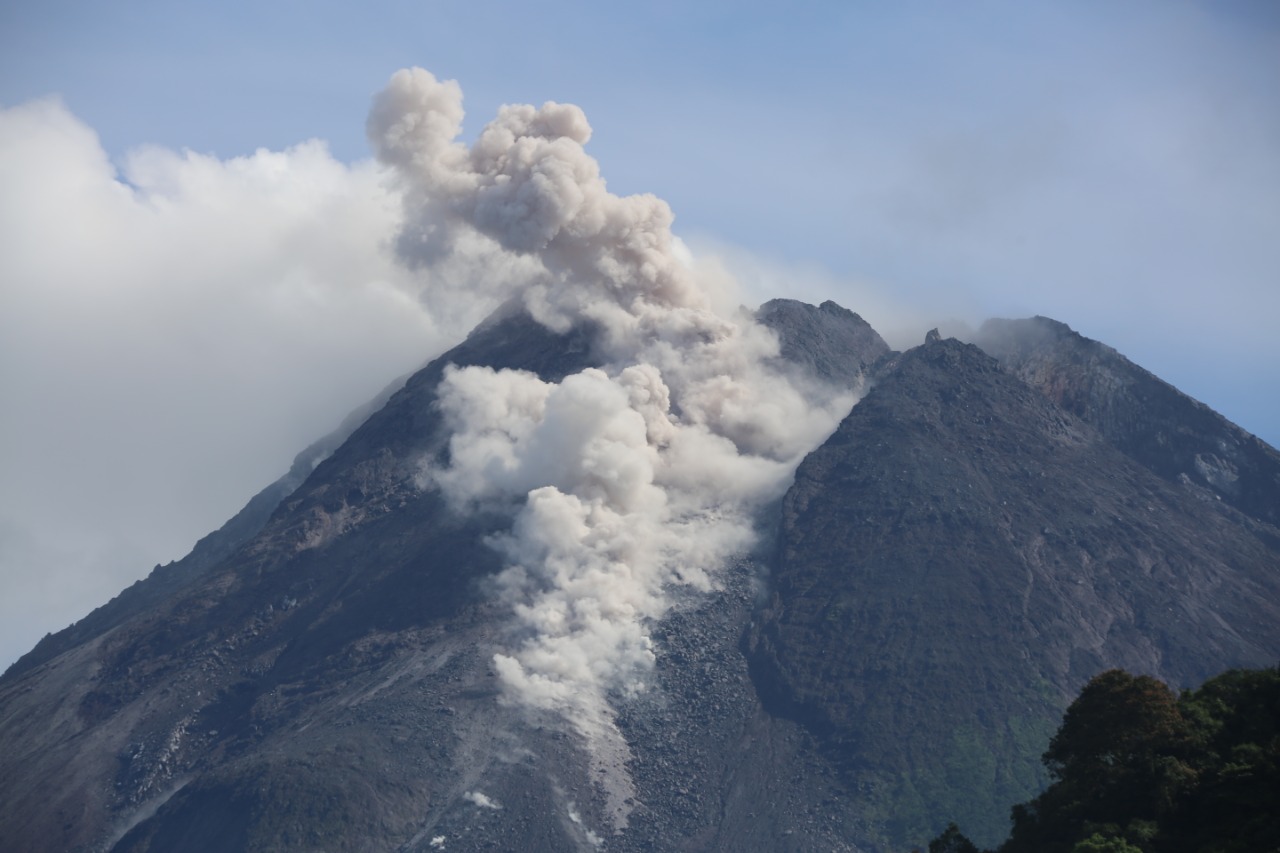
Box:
[369,68,861,829]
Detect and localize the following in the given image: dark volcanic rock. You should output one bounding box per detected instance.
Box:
[2,374,409,685]
[750,334,1280,848]
[757,298,892,387]
[975,316,1280,527]
[2,304,1277,853]
[614,557,867,852]
[0,300,881,853]
[0,307,597,853]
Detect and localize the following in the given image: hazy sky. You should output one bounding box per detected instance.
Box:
[1,0,1277,670]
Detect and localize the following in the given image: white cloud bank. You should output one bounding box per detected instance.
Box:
[0,98,525,671]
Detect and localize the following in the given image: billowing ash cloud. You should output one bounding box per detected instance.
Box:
[369,69,860,828]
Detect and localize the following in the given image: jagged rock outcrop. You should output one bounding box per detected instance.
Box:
[756,299,892,386]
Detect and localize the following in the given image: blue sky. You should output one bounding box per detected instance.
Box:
[7,1,1276,381]
[1,0,1278,668]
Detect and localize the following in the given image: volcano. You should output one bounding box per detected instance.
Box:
[1,298,1277,853]
[2,68,1278,853]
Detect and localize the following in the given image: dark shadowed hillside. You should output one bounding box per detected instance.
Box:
[749,334,1280,848]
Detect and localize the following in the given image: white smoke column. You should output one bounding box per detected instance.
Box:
[370,69,860,830]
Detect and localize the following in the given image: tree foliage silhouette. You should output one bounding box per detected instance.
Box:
[929,666,1280,853]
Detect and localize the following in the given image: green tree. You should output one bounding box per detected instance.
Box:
[1070,833,1142,853]
[930,666,1280,853]
[1168,667,1280,852]
[1043,670,1193,800]
[929,822,982,853]
[1002,670,1194,851]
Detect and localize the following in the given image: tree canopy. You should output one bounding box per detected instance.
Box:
[928,666,1280,853]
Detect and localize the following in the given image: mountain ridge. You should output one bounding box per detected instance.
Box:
[1,301,1276,853]
[750,331,1280,845]
[975,316,1280,528]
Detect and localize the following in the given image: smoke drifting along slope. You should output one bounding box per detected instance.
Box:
[368,68,861,826]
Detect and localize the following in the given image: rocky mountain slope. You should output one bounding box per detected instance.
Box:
[750,333,1280,846]
[1,301,1276,853]
[4,371,412,684]
[975,316,1280,528]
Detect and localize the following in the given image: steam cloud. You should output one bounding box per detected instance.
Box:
[368,69,860,828]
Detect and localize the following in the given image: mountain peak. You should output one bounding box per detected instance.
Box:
[974,316,1280,527]
[752,323,1280,845]
[2,301,1277,853]
[757,297,890,386]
